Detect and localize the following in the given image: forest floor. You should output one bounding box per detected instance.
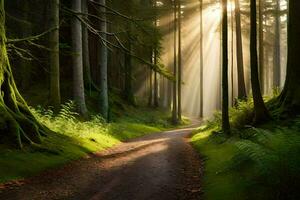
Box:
[0,120,203,200]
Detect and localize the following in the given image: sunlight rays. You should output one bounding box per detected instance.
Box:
[181,2,222,118]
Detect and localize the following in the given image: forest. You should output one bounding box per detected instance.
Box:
[0,0,299,199]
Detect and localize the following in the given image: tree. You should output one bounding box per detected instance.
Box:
[98,0,109,120]
[49,0,61,112]
[148,66,153,106]
[153,49,159,107]
[221,0,230,134]
[177,0,182,121]
[153,0,159,108]
[82,0,92,95]
[235,0,246,100]
[71,0,88,117]
[0,0,49,148]
[277,0,300,115]
[172,0,178,124]
[258,0,264,93]
[199,0,204,117]
[250,0,270,123]
[273,0,281,88]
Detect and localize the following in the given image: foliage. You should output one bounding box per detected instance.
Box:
[191,102,300,200]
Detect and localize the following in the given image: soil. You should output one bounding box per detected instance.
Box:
[0,122,203,200]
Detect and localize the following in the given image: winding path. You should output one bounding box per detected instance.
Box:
[0,122,203,200]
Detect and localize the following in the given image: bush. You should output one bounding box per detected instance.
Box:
[192,100,300,200]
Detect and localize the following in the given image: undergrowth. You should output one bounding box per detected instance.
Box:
[0,101,180,183]
[192,98,300,200]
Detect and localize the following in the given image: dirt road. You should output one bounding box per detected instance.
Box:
[0,123,203,200]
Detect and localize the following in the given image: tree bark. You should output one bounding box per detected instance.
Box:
[277,0,300,115]
[177,0,182,121]
[250,0,270,123]
[153,1,159,108]
[230,3,234,105]
[148,67,153,107]
[221,0,231,134]
[199,0,204,118]
[49,0,61,112]
[71,0,88,117]
[235,0,246,100]
[0,0,50,148]
[172,0,178,124]
[153,49,159,107]
[258,0,264,94]
[82,0,92,96]
[273,0,281,88]
[98,0,109,120]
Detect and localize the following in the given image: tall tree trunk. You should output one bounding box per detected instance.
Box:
[230,3,234,105]
[49,0,61,112]
[277,0,300,115]
[177,0,182,121]
[273,0,281,88]
[0,0,50,148]
[250,0,270,123]
[221,0,230,134]
[218,6,222,110]
[153,49,159,107]
[71,0,88,117]
[258,0,265,94]
[153,0,159,108]
[82,0,92,96]
[172,0,178,124]
[148,67,153,107]
[235,0,247,100]
[199,0,204,118]
[98,0,108,120]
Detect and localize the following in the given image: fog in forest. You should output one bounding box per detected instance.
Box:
[141,0,287,119]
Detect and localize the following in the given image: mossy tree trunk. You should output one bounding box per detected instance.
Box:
[277,0,300,116]
[0,0,49,148]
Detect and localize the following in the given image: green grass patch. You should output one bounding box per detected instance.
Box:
[0,102,183,183]
[191,100,300,200]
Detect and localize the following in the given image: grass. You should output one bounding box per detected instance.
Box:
[191,99,300,200]
[0,101,185,184]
